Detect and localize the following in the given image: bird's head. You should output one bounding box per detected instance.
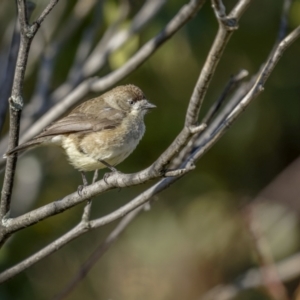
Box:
[105,84,156,116]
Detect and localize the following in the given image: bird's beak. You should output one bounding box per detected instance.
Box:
[143,102,156,110]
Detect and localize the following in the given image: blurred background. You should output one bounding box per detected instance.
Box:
[1,0,300,299]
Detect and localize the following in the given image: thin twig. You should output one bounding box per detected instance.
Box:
[203,69,249,124]
[278,0,293,42]
[211,0,238,29]
[81,170,98,223]
[0,0,35,223]
[54,204,145,300]
[0,8,21,133]
[151,0,246,174]
[67,2,104,87]
[35,0,60,26]
[184,0,242,128]
[0,175,176,283]
[242,205,289,300]
[0,0,60,237]
[189,25,300,167]
[202,252,300,300]
[171,69,248,169]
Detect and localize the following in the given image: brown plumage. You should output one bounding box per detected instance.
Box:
[5,85,156,173]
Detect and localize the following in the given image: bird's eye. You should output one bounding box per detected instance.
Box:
[128,100,134,105]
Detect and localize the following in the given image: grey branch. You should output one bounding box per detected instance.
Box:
[0,0,60,232]
[202,251,300,300]
[35,0,60,26]
[0,0,299,288]
[242,205,289,300]
[54,204,145,300]
[0,7,22,132]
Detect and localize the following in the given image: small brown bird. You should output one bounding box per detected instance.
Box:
[5,85,156,183]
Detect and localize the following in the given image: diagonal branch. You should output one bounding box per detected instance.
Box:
[54,204,145,300]
[35,0,60,26]
[242,205,289,300]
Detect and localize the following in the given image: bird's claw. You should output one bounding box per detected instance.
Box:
[77,184,85,196]
[103,170,121,184]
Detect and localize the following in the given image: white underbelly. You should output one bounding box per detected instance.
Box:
[61,135,140,172]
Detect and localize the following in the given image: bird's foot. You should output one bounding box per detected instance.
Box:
[77,184,85,196]
[78,171,88,196]
[103,169,122,184]
[98,160,121,184]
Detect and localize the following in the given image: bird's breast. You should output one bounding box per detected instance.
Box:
[61,117,145,172]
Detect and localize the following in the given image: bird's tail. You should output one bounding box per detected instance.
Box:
[4,139,43,158]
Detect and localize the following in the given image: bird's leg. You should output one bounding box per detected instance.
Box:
[92,169,99,183]
[99,159,121,184]
[81,171,88,185]
[99,159,118,172]
[78,171,88,195]
[81,171,98,222]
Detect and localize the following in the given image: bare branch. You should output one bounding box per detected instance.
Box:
[242,205,289,300]
[185,0,248,128]
[211,0,238,29]
[0,0,60,234]
[229,0,252,18]
[0,223,86,283]
[81,170,98,223]
[1,19,299,280]
[90,0,205,92]
[1,0,299,284]
[35,0,60,27]
[190,25,300,166]
[0,0,36,222]
[54,204,145,300]
[278,0,293,42]
[2,0,206,159]
[189,123,207,134]
[163,165,195,177]
[151,0,250,175]
[202,245,300,299]
[0,7,23,132]
[202,69,249,124]
[4,163,181,234]
[171,69,249,169]
[0,175,176,283]
[28,0,101,121]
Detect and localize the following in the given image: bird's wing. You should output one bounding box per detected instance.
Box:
[35,108,126,139]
